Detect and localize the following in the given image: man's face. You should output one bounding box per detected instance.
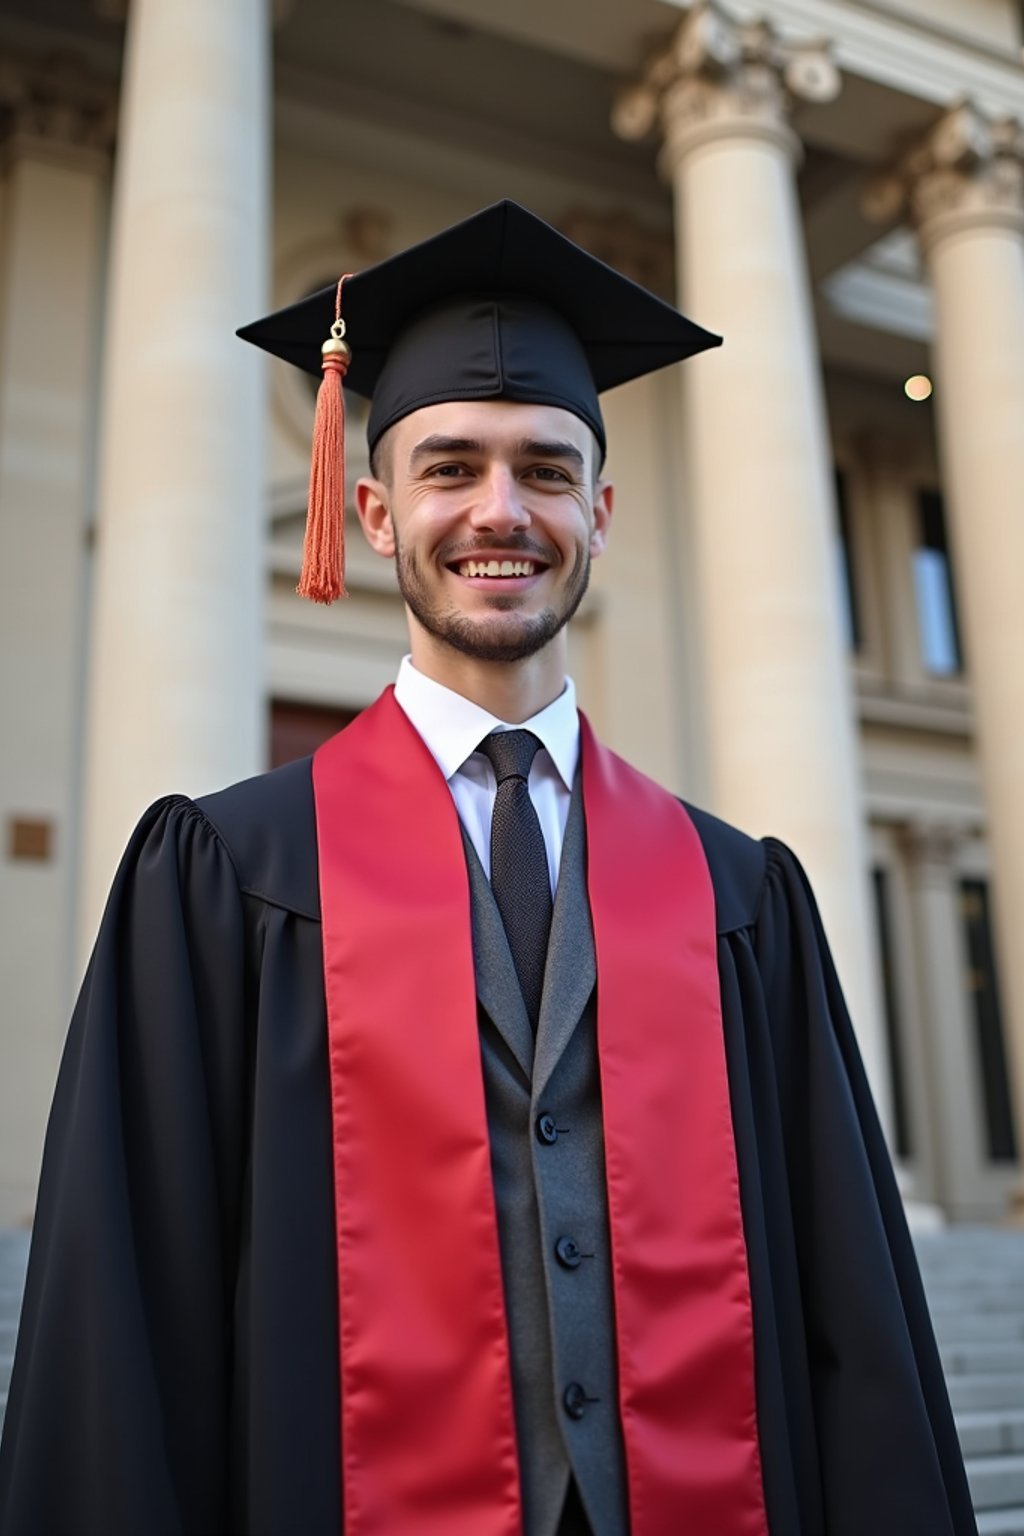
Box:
[355,399,613,666]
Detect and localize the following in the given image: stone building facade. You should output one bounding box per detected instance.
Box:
[1,0,1023,1223]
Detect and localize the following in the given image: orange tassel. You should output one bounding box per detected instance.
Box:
[298,276,353,603]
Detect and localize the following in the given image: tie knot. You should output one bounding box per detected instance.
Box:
[480,729,543,785]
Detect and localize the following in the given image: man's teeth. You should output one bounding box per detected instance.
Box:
[457,559,538,578]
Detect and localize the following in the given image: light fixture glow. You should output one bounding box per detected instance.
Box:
[904,374,933,401]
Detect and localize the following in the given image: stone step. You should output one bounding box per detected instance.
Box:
[918,1237,1024,1267]
[948,1373,1024,1413]
[942,1342,1024,1376]
[930,1266,1024,1276]
[926,1267,1024,1281]
[924,1252,1024,1267]
[930,1294,1024,1316]
[928,1267,1024,1278]
[967,1453,1024,1510]
[935,1314,1024,1345]
[927,1269,1024,1283]
[977,1508,1024,1535]
[958,1411,1024,1457]
[919,1247,1024,1259]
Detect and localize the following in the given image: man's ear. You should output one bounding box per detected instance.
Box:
[589,480,614,558]
[355,476,396,558]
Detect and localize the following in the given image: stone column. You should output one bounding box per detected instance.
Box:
[613,3,891,1126]
[79,0,270,955]
[860,439,929,692]
[0,56,114,1222]
[874,104,1024,1172]
[897,823,977,1214]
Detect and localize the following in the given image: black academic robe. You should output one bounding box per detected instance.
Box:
[0,754,977,1536]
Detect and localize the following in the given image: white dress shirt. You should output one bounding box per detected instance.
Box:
[393,655,579,896]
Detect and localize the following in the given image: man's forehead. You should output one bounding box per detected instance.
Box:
[395,400,593,457]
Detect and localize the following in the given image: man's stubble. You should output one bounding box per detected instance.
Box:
[392,523,592,665]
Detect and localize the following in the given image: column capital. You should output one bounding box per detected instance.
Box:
[611,1,839,174]
[865,101,1024,253]
[0,49,117,168]
[896,819,966,881]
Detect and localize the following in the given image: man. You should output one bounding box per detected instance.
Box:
[0,202,975,1536]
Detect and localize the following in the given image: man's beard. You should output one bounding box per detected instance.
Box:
[393,531,591,664]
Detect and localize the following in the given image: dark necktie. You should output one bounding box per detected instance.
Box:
[479,730,554,1030]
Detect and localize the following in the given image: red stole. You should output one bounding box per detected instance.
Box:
[312,688,767,1536]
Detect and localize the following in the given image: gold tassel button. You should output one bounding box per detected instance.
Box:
[322,323,352,367]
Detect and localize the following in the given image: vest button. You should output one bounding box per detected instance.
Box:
[555,1235,582,1269]
[536,1112,559,1145]
[563,1382,588,1420]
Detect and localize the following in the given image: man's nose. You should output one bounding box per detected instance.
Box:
[468,465,530,533]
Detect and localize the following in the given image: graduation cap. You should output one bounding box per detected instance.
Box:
[238,200,720,603]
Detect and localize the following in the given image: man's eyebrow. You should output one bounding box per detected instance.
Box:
[409,435,484,460]
[408,434,585,469]
[514,439,585,468]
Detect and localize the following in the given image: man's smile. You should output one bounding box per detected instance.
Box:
[456,558,539,578]
[449,558,548,592]
[442,544,554,593]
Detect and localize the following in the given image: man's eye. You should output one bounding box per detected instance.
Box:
[528,466,571,483]
[429,463,470,478]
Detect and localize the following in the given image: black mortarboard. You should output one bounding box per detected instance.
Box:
[237,200,721,602]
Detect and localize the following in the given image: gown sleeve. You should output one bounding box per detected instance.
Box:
[0,797,249,1536]
[746,837,977,1536]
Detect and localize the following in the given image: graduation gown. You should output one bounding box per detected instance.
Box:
[0,744,976,1536]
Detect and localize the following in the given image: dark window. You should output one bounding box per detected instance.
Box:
[959,879,1017,1162]
[834,467,862,651]
[912,489,963,676]
[872,867,912,1158]
[269,699,359,769]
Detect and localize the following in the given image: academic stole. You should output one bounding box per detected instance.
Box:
[313,687,768,1536]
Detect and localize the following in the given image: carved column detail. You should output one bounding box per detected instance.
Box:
[866,101,1024,253]
[612,2,839,170]
[0,50,117,162]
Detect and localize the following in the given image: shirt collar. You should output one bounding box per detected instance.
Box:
[393,656,579,791]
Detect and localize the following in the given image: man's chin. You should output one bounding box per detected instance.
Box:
[436,611,562,664]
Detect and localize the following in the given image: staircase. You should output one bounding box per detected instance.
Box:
[1,1224,1023,1529]
[0,1228,28,1442]
[916,1227,1024,1535]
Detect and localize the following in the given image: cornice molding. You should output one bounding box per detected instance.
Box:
[672,0,1024,121]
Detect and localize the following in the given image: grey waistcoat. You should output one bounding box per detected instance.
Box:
[462,779,630,1536]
